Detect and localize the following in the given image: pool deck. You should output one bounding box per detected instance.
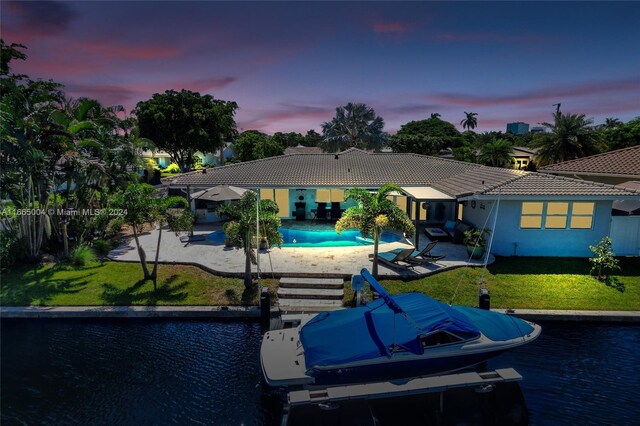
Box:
[108,224,489,279]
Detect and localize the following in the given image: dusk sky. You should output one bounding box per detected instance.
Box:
[3,1,640,134]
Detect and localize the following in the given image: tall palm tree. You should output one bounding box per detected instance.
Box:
[478,139,514,168]
[460,111,478,131]
[604,117,622,128]
[336,184,415,279]
[430,113,441,119]
[321,103,385,152]
[218,191,283,288]
[534,112,600,166]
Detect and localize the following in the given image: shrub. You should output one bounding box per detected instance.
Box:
[0,228,27,270]
[92,239,113,257]
[105,217,125,238]
[69,245,96,267]
[162,163,181,174]
[589,236,620,280]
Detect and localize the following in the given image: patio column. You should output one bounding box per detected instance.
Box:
[414,198,420,249]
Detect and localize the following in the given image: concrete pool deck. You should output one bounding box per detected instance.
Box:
[108,224,490,279]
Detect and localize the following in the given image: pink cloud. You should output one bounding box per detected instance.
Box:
[372,20,411,36]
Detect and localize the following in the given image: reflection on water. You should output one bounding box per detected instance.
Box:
[2,319,639,425]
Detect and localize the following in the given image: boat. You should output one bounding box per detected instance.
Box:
[261,268,541,387]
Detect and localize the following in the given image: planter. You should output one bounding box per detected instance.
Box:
[259,239,270,250]
[466,245,485,260]
[224,238,233,248]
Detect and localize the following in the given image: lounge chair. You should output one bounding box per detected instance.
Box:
[389,241,445,263]
[375,248,416,270]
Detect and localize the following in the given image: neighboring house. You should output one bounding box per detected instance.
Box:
[284,145,324,155]
[142,142,235,168]
[512,146,539,170]
[539,146,640,255]
[168,148,639,257]
[538,145,640,186]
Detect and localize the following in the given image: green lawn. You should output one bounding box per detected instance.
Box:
[1,261,278,306]
[375,257,640,311]
[2,257,639,310]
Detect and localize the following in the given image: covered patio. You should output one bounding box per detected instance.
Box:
[109,224,491,279]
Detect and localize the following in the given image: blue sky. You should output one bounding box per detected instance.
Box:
[3,1,639,133]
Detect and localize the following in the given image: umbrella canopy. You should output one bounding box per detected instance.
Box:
[191,185,251,202]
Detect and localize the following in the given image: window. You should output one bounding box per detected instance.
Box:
[520,202,543,228]
[421,332,462,348]
[260,188,289,218]
[316,188,344,203]
[570,202,594,229]
[520,201,595,230]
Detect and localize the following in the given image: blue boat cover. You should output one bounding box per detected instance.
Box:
[300,270,482,369]
[453,306,534,341]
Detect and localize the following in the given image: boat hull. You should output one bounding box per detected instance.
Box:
[308,348,507,386]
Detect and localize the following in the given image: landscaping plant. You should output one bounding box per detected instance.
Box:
[69,245,96,267]
[589,236,620,281]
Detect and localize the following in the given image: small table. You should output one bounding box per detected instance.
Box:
[424,227,450,241]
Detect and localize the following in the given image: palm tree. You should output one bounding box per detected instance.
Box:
[321,103,386,152]
[460,111,478,131]
[218,191,283,288]
[604,117,622,128]
[336,184,415,279]
[478,139,514,168]
[114,184,192,289]
[430,113,441,119]
[534,113,600,166]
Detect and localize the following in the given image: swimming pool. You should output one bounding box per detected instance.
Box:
[208,226,403,248]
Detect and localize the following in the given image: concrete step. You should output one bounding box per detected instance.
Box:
[279,277,344,290]
[277,288,344,300]
[277,298,344,312]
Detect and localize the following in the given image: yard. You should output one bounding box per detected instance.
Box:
[1,257,639,311]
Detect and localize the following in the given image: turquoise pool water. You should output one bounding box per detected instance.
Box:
[208,227,402,247]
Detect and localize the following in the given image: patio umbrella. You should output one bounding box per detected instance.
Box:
[191,185,250,202]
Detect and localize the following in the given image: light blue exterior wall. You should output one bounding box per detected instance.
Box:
[461,199,614,257]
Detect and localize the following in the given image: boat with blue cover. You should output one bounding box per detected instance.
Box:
[260,269,541,387]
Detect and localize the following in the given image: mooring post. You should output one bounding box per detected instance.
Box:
[260,287,270,332]
[479,288,490,310]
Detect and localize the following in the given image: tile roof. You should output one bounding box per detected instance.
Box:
[284,145,324,155]
[538,145,640,177]
[169,148,639,198]
[482,173,640,197]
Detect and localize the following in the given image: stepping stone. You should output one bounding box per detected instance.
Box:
[279,277,344,289]
[277,288,344,300]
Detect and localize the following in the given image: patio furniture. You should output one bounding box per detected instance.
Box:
[429,220,473,244]
[389,241,445,262]
[375,248,416,270]
[330,202,342,221]
[423,227,450,241]
[313,203,329,222]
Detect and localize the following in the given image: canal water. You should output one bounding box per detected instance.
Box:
[1,319,639,425]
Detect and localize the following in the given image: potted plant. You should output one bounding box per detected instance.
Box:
[463,228,490,259]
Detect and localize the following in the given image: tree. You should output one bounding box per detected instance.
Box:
[303,129,323,147]
[113,184,192,289]
[218,191,283,287]
[135,90,238,172]
[478,139,514,167]
[589,236,620,282]
[460,111,478,131]
[234,130,284,162]
[272,131,305,148]
[321,103,386,152]
[534,112,601,165]
[430,113,441,119]
[335,184,415,279]
[389,116,462,155]
[604,117,622,129]
[600,117,640,151]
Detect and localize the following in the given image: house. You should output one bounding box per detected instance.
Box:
[538,145,640,186]
[142,142,235,168]
[512,146,539,170]
[538,145,640,255]
[168,148,639,257]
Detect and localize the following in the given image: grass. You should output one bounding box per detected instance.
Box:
[1,261,278,307]
[2,257,639,310]
[372,257,640,311]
